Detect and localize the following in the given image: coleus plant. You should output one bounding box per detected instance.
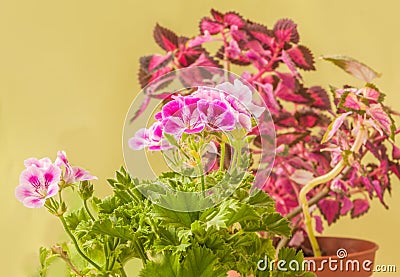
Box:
[136,9,400,256]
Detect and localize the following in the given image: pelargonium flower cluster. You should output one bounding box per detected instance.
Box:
[15,151,97,208]
[129,79,265,151]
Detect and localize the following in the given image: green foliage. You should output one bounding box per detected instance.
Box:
[39,247,60,277]
[271,248,316,277]
[37,167,313,276]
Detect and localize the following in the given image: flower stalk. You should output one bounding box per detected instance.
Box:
[299,127,367,256]
[58,214,102,271]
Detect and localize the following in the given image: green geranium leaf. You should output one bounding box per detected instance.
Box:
[139,253,180,277]
[153,203,199,228]
[271,247,316,276]
[182,245,226,277]
[65,208,90,230]
[91,219,133,240]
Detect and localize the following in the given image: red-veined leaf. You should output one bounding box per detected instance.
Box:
[287,45,315,70]
[273,18,299,43]
[224,12,245,28]
[246,22,274,47]
[138,66,173,89]
[308,86,331,110]
[372,180,388,209]
[295,110,320,128]
[140,54,173,73]
[323,55,381,82]
[390,163,400,179]
[339,91,363,111]
[277,131,310,146]
[274,112,297,127]
[314,215,324,233]
[366,104,392,135]
[321,111,352,143]
[340,196,353,216]
[199,17,223,35]
[363,83,385,103]
[392,145,400,160]
[281,50,301,79]
[318,199,341,225]
[290,169,314,185]
[277,86,312,104]
[210,9,224,22]
[351,199,370,218]
[153,24,179,51]
[190,52,221,67]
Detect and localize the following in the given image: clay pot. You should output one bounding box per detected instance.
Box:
[303,237,378,277]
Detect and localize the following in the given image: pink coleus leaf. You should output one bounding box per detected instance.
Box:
[330,179,348,193]
[277,131,310,147]
[188,31,213,48]
[281,50,301,79]
[340,92,363,111]
[138,65,173,89]
[314,215,324,233]
[351,199,370,218]
[308,86,331,110]
[372,180,388,209]
[224,12,245,28]
[340,196,353,216]
[390,163,400,179]
[290,169,314,185]
[289,230,305,247]
[246,22,274,48]
[295,110,320,128]
[273,18,299,43]
[153,24,179,51]
[199,17,223,35]
[363,83,384,103]
[318,199,341,225]
[321,111,352,144]
[210,9,224,22]
[366,104,393,136]
[140,54,173,73]
[287,45,315,71]
[392,145,400,160]
[274,112,297,127]
[323,55,381,82]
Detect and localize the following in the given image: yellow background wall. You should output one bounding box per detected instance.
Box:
[1,0,399,276]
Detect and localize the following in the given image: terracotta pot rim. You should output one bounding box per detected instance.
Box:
[304,236,379,260]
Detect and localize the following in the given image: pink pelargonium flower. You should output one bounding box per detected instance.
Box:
[55,151,97,185]
[129,121,172,151]
[15,164,61,208]
[161,95,205,136]
[195,80,265,131]
[24,157,52,169]
[215,79,265,118]
[197,99,236,131]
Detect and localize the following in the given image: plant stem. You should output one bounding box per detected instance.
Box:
[219,142,225,171]
[132,233,148,265]
[83,199,95,221]
[286,187,330,220]
[58,215,102,271]
[298,128,367,257]
[197,160,206,197]
[51,244,83,276]
[104,237,110,270]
